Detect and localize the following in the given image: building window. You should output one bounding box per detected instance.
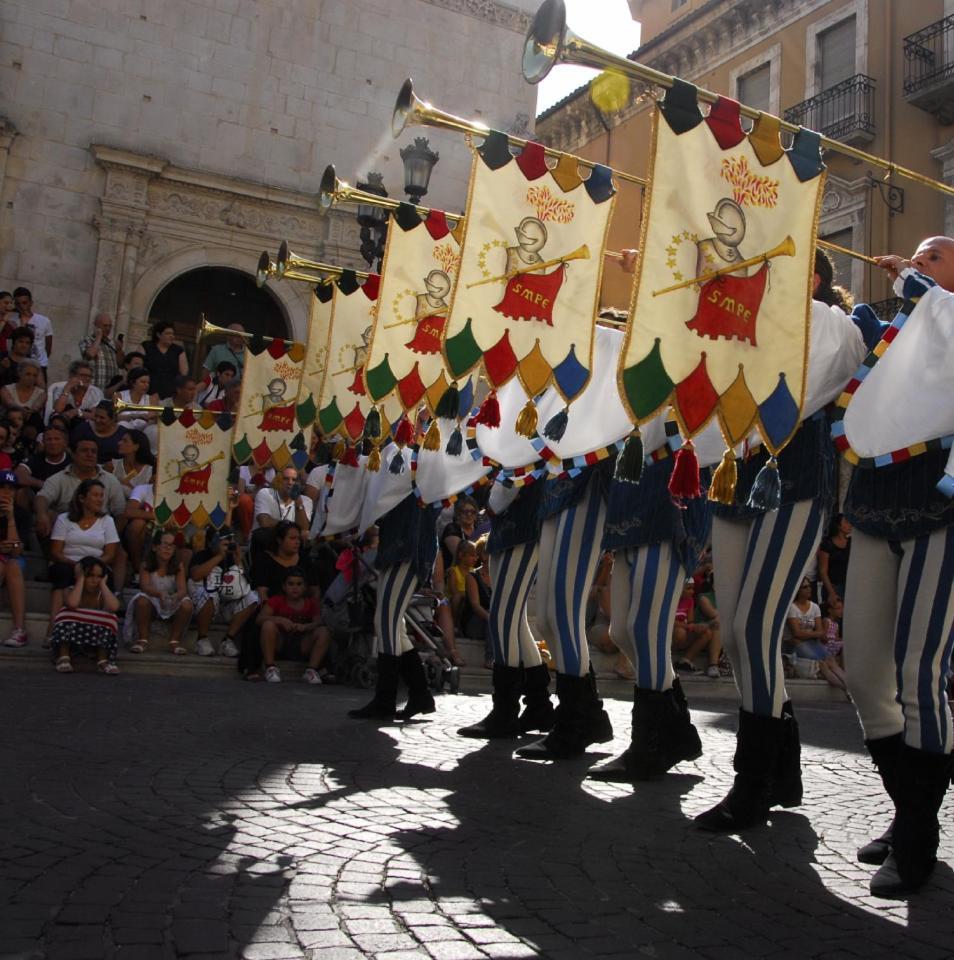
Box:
[671,0,688,10]
[821,227,855,294]
[817,16,857,92]
[737,62,771,112]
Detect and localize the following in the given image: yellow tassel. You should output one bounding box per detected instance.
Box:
[422,419,441,451]
[332,439,346,461]
[366,444,381,472]
[515,398,538,438]
[707,447,738,505]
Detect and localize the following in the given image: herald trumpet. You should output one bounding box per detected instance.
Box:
[275,241,373,282]
[392,78,646,187]
[199,315,300,348]
[114,397,189,415]
[523,0,954,200]
[256,251,328,289]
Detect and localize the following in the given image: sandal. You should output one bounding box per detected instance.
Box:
[55,656,73,673]
[169,640,188,656]
[97,660,119,675]
[129,639,148,654]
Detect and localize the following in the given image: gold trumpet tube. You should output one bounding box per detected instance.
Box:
[274,242,372,282]
[652,235,796,296]
[113,398,190,415]
[392,78,646,187]
[199,315,300,347]
[256,251,329,289]
[466,242,591,289]
[523,0,954,200]
[817,238,879,267]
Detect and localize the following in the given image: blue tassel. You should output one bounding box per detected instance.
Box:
[389,450,406,474]
[542,406,569,442]
[364,406,382,440]
[746,456,781,511]
[445,425,463,456]
[435,383,460,419]
[614,432,643,484]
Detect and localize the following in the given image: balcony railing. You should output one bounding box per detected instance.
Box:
[903,16,954,123]
[783,75,876,144]
[868,297,903,326]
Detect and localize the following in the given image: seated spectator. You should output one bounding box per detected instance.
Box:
[163,374,199,411]
[0,415,30,468]
[783,578,848,695]
[115,367,158,442]
[125,530,194,656]
[672,579,722,676]
[255,565,330,684]
[0,423,12,471]
[189,526,258,658]
[202,323,246,379]
[204,378,241,414]
[0,469,28,647]
[117,482,153,580]
[79,313,123,392]
[817,513,852,603]
[35,437,127,555]
[462,535,493,667]
[198,360,238,406]
[141,320,187,400]
[50,556,121,675]
[107,429,154,496]
[13,287,53,379]
[439,497,479,573]
[45,360,103,427]
[0,291,18,352]
[73,401,127,464]
[430,548,466,667]
[1,358,46,441]
[103,350,147,400]
[0,326,37,388]
[15,423,70,520]
[819,596,849,693]
[446,539,477,626]
[252,466,312,533]
[48,478,120,629]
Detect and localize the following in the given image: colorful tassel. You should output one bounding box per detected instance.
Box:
[445,425,463,456]
[434,382,460,420]
[422,419,441,451]
[340,445,359,468]
[364,406,381,440]
[366,444,382,472]
[542,405,569,442]
[746,456,781,511]
[394,416,414,446]
[475,390,501,428]
[389,450,406,474]
[613,431,644,484]
[515,398,538,438]
[668,440,701,500]
[707,448,738,505]
[332,439,346,462]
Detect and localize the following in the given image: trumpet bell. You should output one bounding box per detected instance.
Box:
[319,164,338,213]
[277,240,290,277]
[522,0,567,84]
[256,251,273,288]
[391,78,489,141]
[392,78,416,138]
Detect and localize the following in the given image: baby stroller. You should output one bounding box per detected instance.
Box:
[403,592,461,695]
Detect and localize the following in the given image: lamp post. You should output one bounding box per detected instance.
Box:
[355,138,440,269]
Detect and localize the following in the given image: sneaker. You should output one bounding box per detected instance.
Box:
[302,668,322,685]
[220,637,239,658]
[196,637,215,657]
[264,665,281,683]
[705,664,720,679]
[3,628,28,648]
[674,659,697,674]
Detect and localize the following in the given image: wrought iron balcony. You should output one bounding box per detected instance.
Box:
[868,297,903,326]
[783,75,876,145]
[903,15,954,124]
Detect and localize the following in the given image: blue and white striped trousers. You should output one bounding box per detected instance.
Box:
[711,498,825,717]
[844,527,954,754]
[373,561,419,656]
[488,541,541,668]
[535,481,607,678]
[609,542,685,692]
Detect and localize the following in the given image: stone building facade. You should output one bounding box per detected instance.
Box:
[0,0,538,377]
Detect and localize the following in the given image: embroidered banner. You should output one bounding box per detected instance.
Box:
[154,409,235,529]
[443,133,616,414]
[619,84,825,454]
[232,337,308,468]
[295,285,335,429]
[363,204,466,418]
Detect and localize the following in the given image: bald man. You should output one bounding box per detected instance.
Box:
[202,322,246,378]
[840,235,954,897]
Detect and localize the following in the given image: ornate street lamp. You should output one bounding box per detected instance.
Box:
[400,136,440,202]
[356,172,388,268]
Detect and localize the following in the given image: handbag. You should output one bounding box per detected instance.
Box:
[218,564,251,601]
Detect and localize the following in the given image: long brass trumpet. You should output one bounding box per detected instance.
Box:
[199,316,299,347]
[392,78,646,187]
[114,398,190,415]
[523,0,954,200]
[256,251,329,289]
[652,236,795,297]
[275,241,373,283]
[466,243,590,289]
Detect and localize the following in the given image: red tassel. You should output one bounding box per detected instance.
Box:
[340,445,360,468]
[394,416,414,446]
[475,390,501,428]
[668,440,701,500]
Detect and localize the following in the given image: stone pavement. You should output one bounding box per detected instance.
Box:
[0,673,951,960]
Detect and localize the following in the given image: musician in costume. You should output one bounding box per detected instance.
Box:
[840,238,954,897]
[457,481,555,739]
[695,250,875,831]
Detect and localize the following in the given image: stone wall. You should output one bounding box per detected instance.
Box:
[0,0,538,376]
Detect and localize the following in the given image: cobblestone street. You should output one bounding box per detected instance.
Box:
[1,673,952,960]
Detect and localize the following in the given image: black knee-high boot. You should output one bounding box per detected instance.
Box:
[588,678,702,782]
[348,654,400,719]
[857,734,903,865]
[519,662,556,733]
[695,708,793,831]
[869,745,952,898]
[396,648,436,721]
[515,668,613,759]
[458,664,522,739]
[774,700,803,807]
